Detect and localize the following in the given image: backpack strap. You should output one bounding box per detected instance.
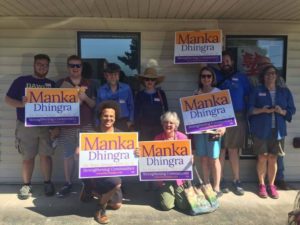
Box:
[156,89,166,112]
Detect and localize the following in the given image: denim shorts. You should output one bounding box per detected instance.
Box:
[193,133,221,159]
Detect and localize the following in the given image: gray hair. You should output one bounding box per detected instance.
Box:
[160,111,180,128]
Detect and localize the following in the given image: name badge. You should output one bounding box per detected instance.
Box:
[232,78,238,81]
[119,99,126,104]
[258,92,266,96]
[154,98,160,102]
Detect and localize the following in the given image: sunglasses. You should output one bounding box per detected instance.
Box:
[201,74,212,79]
[144,78,156,82]
[68,64,82,68]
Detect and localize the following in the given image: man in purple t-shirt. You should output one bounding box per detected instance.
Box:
[5,54,56,200]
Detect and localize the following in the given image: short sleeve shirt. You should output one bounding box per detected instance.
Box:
[6,75,55,123]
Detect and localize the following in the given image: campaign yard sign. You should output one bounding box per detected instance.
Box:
[180,90,236,134]
[79,132,139,179]
[25,88,80,126]
[139,140,193,181]
[174,30,222,64]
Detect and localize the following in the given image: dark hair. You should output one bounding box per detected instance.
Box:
[105,63,121,73]
[259,64,279,85]
[67,55,82,64]
[97,100,120,120]
[198,66,217,88]
[222,50,234,61]
[34,54,50,63]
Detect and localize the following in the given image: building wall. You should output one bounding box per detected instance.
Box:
[0,17,299,183]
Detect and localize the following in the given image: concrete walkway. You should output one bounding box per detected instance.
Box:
[0,182,299,225]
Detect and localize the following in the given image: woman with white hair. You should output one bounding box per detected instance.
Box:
[154,111,189,211]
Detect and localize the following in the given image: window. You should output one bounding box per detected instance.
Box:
[226,35,287,80]
[77,32,140,83]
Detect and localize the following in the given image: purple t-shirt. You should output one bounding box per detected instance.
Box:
[6,75,55,123]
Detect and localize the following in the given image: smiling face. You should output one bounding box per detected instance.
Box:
[100,108,116,130]
[162,120,176,135]
[263,67,277,86]
[34,59,49,78]
[200,69,214,88]
[220,54,234,75]
[68,59,82,79]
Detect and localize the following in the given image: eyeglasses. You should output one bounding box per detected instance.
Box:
[144,78,156,82]
[68,64,82,68]
[201,74,212,79]
[265,71,277,76]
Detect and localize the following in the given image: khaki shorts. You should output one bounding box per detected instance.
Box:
[222,113,246,149]
[15,120,54,160]
[253,130,285,156]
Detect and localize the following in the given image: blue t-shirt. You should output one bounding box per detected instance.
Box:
[6,75,55,123]
[215,69,250,112]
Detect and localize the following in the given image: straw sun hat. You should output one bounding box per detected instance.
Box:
[138,67,164,84]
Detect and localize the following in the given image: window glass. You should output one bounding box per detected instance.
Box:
[78,32,140,82]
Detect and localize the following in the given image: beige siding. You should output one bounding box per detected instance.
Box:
[0,17,299,183]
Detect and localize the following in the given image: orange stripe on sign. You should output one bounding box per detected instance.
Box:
[139,140,191,157]
[180,90,231,112]
[80,132,138,151]
[175,30,221,44]
[26,88,79,103]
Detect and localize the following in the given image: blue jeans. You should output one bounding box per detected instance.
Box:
[276,156,284,181]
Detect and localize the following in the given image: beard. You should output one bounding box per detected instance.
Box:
[221,65,234,77]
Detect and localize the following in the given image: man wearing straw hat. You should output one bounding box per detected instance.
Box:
[96,63,134,131]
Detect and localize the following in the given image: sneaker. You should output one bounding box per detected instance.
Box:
[220,179,229,193]
[258,184,268,198]
[268,185,279,199]
[79,183,93,202]
[275,180,290,190]
[94,209,109,224]
[232,180,245,196]
[56,183,72,198]
[44,182,55,196]
[18,185,32,200]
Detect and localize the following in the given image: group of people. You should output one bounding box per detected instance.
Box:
[5,51,296,224]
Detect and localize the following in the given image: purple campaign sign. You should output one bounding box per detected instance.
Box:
[141,171,192,181]
[175,55,221,64]
[186,118,236,133]
[26,116,79,126]
[80,165,138,178]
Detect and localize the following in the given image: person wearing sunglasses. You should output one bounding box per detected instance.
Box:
[135,65,168,142]
[192,66,225,198]
[55,55,96,198]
